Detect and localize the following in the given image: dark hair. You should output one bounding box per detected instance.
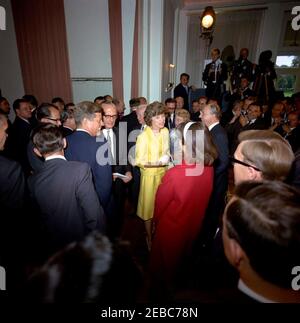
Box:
[0,96,8,104]
[129,98,140,108]
[94,96,104,103]
[13,98,28,112]
[25,232,142,303]
[180,73,190,80]
[64,103,75,112]
[248,102,262,113]
[23,94,38,108]
[177,121,218,165]
[36,103,59,121]
[164,98,176,105]
[32,124,64,155]
[0,111,8,127]
[51,97,65,105]
[225,180,300,288]
[144,101,166,126]
[240,48,249,56]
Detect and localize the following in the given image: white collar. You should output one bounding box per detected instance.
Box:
[18,116,30,124]
[208,122,219,131]
[76,128,92,135]
[102,128,113,138]
[238,279,276,303]
[45,155,66,161]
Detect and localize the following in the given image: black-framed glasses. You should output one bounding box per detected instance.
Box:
[45,117,62,123]
[230,156,261,172]
[103,114,117,119]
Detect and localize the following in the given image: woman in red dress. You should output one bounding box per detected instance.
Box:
[149,121,218,296]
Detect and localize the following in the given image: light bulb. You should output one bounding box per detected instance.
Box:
[202,14,214,28]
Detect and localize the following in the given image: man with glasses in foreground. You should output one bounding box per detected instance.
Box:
[232,130,294,184]
[27,103,63,173]
[101,101,132,238]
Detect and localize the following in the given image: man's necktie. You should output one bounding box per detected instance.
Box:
[107,129,114,163]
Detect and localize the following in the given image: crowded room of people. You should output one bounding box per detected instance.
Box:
[0,0,300,306]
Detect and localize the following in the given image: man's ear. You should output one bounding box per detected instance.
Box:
[227,238,246,270]
[247,166,262,182]
[63,138,67,149]
[33,147,42,158]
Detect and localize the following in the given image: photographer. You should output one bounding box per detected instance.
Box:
[253,50,277,105]
[203,48,228,102]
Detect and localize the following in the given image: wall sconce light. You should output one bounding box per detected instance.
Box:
[200,6,216,44]
[165,63,176,92]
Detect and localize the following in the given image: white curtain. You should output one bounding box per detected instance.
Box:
[186,8,265,87]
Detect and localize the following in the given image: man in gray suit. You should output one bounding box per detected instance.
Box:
[28,124,105,254]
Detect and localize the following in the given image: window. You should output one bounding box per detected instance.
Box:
[275,56,300,97]
[276,56,300,68]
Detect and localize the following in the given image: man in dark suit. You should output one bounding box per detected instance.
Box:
[223,181,300,303]
[164,98,177,130]
[102,101,132,237]
[231,48,254,90]
[0,112,27,284]
[239,102,266,132]
[283,112,300,153]
[65,101,113,218]
[200,103,229,247]
[174,73,191,110]
[4,98,32,176]
[121,98,141,136]
[28,124,105,253]
[203,48,228,102]
[0,112,25,215]
[127,104,147,214]
[27,103,63,173]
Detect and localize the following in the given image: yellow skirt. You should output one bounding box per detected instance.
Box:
[137,167,167,221]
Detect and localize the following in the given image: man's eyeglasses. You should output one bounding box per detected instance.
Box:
[103,114,117,119]
[230,156,261,172]
[45,117,62,123]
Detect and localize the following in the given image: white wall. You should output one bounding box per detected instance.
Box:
[139,0,164,103]
[175,10,188,85]
[64,0,112,103]
[161,0,176,102]
[122,0,135,110]
[0,0,24,119]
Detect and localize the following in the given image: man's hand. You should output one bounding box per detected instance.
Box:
[122,171,132,183]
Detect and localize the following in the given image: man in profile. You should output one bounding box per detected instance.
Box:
[222,180,300,303]
[65,101,113,217]
[232,130,294,184]
[174,73,191,110]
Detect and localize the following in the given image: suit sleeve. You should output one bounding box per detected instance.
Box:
[221,63,228,82]
[153,171,174,225]
[202,64,209,84]
[76,164,106,233]
[214,131,229,176]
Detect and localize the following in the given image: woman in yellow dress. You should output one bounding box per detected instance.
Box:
[135,101,170,250]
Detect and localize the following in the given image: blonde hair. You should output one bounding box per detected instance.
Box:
[175,109,190,122]
[238,130,294,181]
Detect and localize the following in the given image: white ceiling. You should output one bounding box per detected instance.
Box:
[182,0,294,11]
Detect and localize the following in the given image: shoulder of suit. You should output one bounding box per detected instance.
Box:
[0,155,22,172]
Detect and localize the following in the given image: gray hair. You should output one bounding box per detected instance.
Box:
[207,103,222,120]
